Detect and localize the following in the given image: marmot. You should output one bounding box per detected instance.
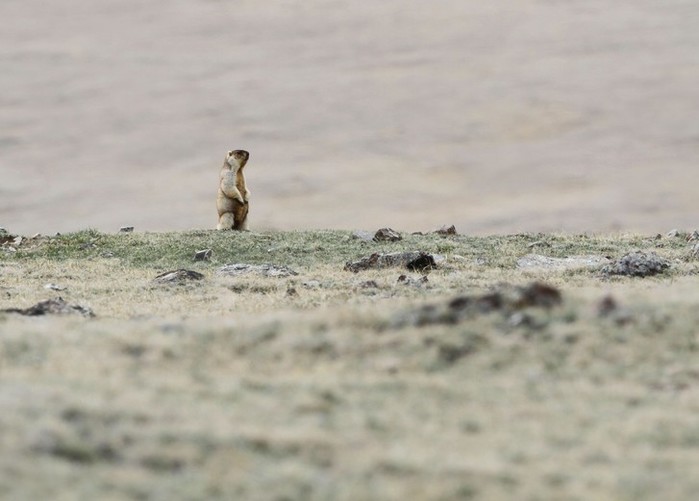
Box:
[216,149,251,230]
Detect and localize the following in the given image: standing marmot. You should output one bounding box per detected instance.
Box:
[216,149,251,230]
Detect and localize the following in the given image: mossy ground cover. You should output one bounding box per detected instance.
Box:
[1,229,699,500]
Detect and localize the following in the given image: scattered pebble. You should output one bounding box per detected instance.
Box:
[217,263,298,278]
[2,297,95,317]
[44,283,66,291]
[602,251,670,277]
[153,269,205,284]
[397,274,429,287]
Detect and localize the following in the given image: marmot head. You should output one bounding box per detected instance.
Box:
[226,149,249,169]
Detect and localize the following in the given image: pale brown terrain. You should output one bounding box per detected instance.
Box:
[2,1,699,235]
[1,230,699,500]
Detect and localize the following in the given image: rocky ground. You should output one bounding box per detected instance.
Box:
[1,228,699,500]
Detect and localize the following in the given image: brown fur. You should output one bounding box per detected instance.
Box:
[216,149,251,230]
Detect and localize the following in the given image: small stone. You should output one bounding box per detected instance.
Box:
[508,312,535,327]
[194,249,212,261]
[687,230,699,242]
[119,226,134,233]
[373,228,402,242]
[286,286,298,297]
[44,283,66,291]
[666,229,681,238]
[397,274,429,287]
[153,269,205,284]
[302,280,321,289]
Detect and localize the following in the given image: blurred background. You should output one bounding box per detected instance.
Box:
[1,0,698,235]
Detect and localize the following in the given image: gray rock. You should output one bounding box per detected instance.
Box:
[602,251,670,277]
[119,226,134,233]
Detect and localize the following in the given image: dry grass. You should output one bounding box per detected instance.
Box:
[1,229,699,500]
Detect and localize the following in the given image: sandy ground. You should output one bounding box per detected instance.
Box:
[1,0,699,236]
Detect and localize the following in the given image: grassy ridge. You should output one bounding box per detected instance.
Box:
[5,228,692,270]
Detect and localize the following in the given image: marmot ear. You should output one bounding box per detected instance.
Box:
[227,150,233,157]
